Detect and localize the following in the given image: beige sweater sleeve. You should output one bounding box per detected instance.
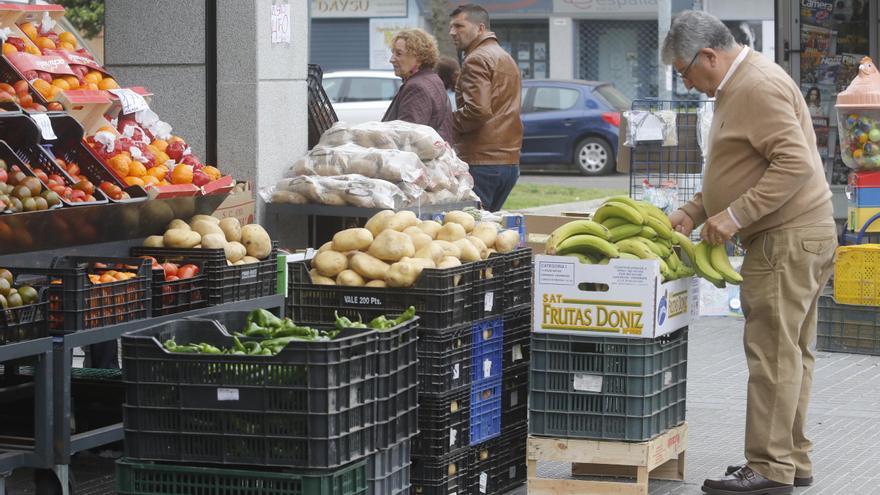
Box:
[727,79,819,228]
[680,192,708,227]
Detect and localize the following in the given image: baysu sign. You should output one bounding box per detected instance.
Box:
[311,0,407,18]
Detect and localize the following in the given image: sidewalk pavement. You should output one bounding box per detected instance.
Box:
[528,315,880,495]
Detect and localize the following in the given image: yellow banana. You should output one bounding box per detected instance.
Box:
[618,252,641,260]
[665,250,683,272]
[644,215,675,241]
[598,257,610,265]
[606,196,644,212]
[615,239,658,260]
[636,201,674,229]
[709,243,743,285]
[638,226,658,240]
[658,257,672,280]
[632,236,672,258]
[672,231,695,267]
[545,220,611,254]
[694,241,726,289]
[571,253,596,264]
[609,223,643,242]
[600,217,629,229]
[593,202,645,226]
[556,234,620,259]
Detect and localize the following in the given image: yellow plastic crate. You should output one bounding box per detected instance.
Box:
[834,244,880,306]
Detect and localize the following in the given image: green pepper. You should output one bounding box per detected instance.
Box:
[274,320,318,338]
[197,343,223,354]
[368,316,392,330]
[163,339,178,352]
[232,336,246,353]
[335,311,367,330]
[391,306,416,327]
[243,322,273,338]
[247,309,282,328]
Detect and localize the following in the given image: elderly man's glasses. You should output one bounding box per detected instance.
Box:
[678,51,700,80]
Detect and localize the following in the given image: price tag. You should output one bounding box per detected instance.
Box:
[32,113,57,140]
[482,358,492,379]
[217,388,240,401]
[449,428,457,446]
[240,267,258,282]
[452,363,460,380]
[108,88,150,115]
[484,292,494,312]
[573,374,603,393]
[479,472,488,493]
[271,3,291,44]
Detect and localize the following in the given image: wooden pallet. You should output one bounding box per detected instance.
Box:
[527,422,687,495]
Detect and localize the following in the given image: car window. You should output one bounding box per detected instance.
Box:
[344,78,398,102]
[532,87,579,112]
[594,84,631,111]
[322,78,343,103]
[520,88,529,109]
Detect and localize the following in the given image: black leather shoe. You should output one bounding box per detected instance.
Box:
[702,466,793,494]
[726,464,813,487]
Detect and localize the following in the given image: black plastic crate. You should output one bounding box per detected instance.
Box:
[308,64,338,150]
[817,295,880,355]
[141,258,207,317]
[131,245,278,307]
[501,368,528,433]
[0,270,48,345]
[376,380,419,449]
[367,439,411,495]
[410,449,468,495]
[471,317,503,384]
[502,308,531,371]
[467,426,527,495]
[121,319,378,468]
[417,323,473,395]
[375,312,420,444]
[412,386,469,458]
[0,139,62,214]
[471,257,504,321]
[498,248,533,312]
[116,457,369,495]
[288,261,473,331]
[529,328,688,442]
[469,376,501,445]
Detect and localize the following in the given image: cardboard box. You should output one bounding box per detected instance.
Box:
[524,214,584,253]
[533,254,697,339]
[212,182,256,225]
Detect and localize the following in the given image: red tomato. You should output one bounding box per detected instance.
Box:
[33,169,46,183]
[162,262,178,278]
[165,275,179,282]
[67,163,80,176]
[48,174,65,185]
[177,265,196,279]
[179,263,199,275]
[70,189,86,201]
[141,256,161,269]
[0,169,6,183]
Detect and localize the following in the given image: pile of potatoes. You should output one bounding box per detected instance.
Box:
[310,209,520,288]
[142,215,273,265]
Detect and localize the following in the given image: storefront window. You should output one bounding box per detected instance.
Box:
[493,21,549,79]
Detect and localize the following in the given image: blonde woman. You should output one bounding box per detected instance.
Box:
[382,28,453,143]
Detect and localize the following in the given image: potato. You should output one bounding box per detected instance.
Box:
[241,224,273,259]
[167,219,190,232]
[350,252,391,280]
[471,222,499,249]
[438,256,462,269]
[466,236,489,260]
[368,230,415,262]
[191,219,224,238]
[444,210,475,233]
[407,231,433,251]
[309,269,336,285]
[219,217,242,243]
[454,238,481,262]
[385,210,419,231]
[143,235,164,248]
[234,260,246,265]
[332,228,374,252]
[365,279,387,288]
[495,230,520,253]
[365,210,394,237]
[405,257,436,270]
[241,256,260,264]
[385,260,422,287]
[224,242,247,263]
[437,223,466,242]
[416,220,442,238]
[164,229,201,248]
[317,241,333,252]
[414,243,444,263]
[201,233,227,250]
[403,226,423,236]
[337,269,366,287]
[313,250,348,277]
[191,214,220,225]
[433,240,461,259]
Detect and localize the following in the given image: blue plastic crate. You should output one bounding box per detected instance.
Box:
[471,318,503,383]
[469,377,502,445]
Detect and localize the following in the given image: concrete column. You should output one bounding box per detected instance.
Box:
[217,0,308,208]
[549,17,575,80]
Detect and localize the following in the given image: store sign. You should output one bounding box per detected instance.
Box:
[553,0,658,15]
[369,18,414,70]
[311,0,407,18]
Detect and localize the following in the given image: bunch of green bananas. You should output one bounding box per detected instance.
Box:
[544,196,742,286]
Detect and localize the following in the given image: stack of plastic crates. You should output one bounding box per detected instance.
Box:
[818,246,880,356]
[308,64,338,150]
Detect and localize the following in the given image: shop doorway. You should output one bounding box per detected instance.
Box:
[492,21,550,79]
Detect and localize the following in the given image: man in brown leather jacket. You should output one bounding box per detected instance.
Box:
[449,4,523,212]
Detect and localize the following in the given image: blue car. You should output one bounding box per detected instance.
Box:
[520,80,630,176]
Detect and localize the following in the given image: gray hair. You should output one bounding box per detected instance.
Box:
[661,10,737,65]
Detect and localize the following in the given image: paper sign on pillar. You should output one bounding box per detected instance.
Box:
[533,255,698,339]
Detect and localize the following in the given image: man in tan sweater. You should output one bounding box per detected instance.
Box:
[662,11,836,495]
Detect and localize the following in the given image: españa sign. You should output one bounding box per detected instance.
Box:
[533,255,695,338]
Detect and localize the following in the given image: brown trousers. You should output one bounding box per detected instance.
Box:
[739,220,837,484]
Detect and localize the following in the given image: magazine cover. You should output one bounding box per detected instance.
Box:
[800,0,835,28]
[812,116,830,159]
[801,25,836,84]
[836,53,864,91]
[803,85,834,118]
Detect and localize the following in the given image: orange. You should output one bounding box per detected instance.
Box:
[84,82,99,91]
[83,72,102,83]
[2,43,17,55]
[157,179,170,186]
[147,164,168,179]
[58,31,77,47]
[151,139,168,152]
[58,41,75,51]
[31,79,52,99]
[98,78,119,90]
[19,22,37,40]
[141,175,159,187]
[63,76,80,89]
[123,176,145,187]
[108,154,131,177]
[51,78,70,91]
[202,165,222,181]
[97,125,116,133]
[128,161,147,177]
[99,273,115,284]
[170,165,193,185]
[24,44,41,56]
[35,37,55,50]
